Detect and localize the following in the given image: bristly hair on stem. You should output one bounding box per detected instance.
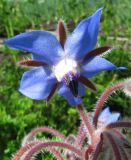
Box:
[89,133,103,160]
[12,80,131,160]
[77,104,95,144]
[22,126,66,145]
[22,141,83,160]
[93,82,125,127]
[5,6,130,159]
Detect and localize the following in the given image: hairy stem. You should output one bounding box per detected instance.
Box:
[77,105,94,144]
[89,134,103,160]
[49,148,65,160]
[104,132,122,160]
[75,123,86,147]
[12,141,39,160]
[23,141,83,160]
[12,141,64,160]
[112,129,126,140]
[26,127,66,142]
[109,132,129,160]
[93,83,124,127]
[106,121,131,129]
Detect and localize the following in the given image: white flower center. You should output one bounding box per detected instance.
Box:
[52,57,78,82]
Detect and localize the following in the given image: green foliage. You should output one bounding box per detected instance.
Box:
[1,0,131,36]
[0,59,80,159]
[0,0,131,159]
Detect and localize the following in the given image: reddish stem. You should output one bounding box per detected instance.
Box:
[104,132,122,160]
[12,141,64,160]
[112,129,126,140]
[89,134,103,160]
[74,123,86,147]
[93,83,124,127]
[77,105,94,144]
[12,141,39,160]
[84,145,93,160]
[23,141,83,160]
[106,121,131,129]
[26,127,66,142]
[49,148,65,160]
[109,132,129,160]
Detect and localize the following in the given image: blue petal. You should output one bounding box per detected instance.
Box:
[98,107,111,123]
[64,8,102,60]
[19,67,56,100]
[78,82,86,96]
[98,107,120,125]
[82,56,121,78]
[107,113,120,124]
[4,31,64,65]
[58,83,84,106]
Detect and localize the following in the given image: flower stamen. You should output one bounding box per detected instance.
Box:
[52,57,79,82]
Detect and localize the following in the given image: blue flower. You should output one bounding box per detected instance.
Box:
[4,8,124,106]
[98,107,120,125]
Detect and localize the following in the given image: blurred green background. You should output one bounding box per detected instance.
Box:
[0,0,131,159]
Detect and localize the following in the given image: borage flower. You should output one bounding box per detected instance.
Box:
[11,82,131,160]
[4,8,124,106]
[82,107,120,146]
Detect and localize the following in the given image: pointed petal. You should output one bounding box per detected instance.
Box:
[82,56,122,78]
[4,31,64,65]
[98,107,120,125]
[98,107,111,123]
[78,82,86,96]
[58,83,84,106]
[107,113,120,124]
[65,8,102,60]
[19,67,56,100]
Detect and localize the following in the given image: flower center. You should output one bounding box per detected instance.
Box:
[52,57,79,82]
